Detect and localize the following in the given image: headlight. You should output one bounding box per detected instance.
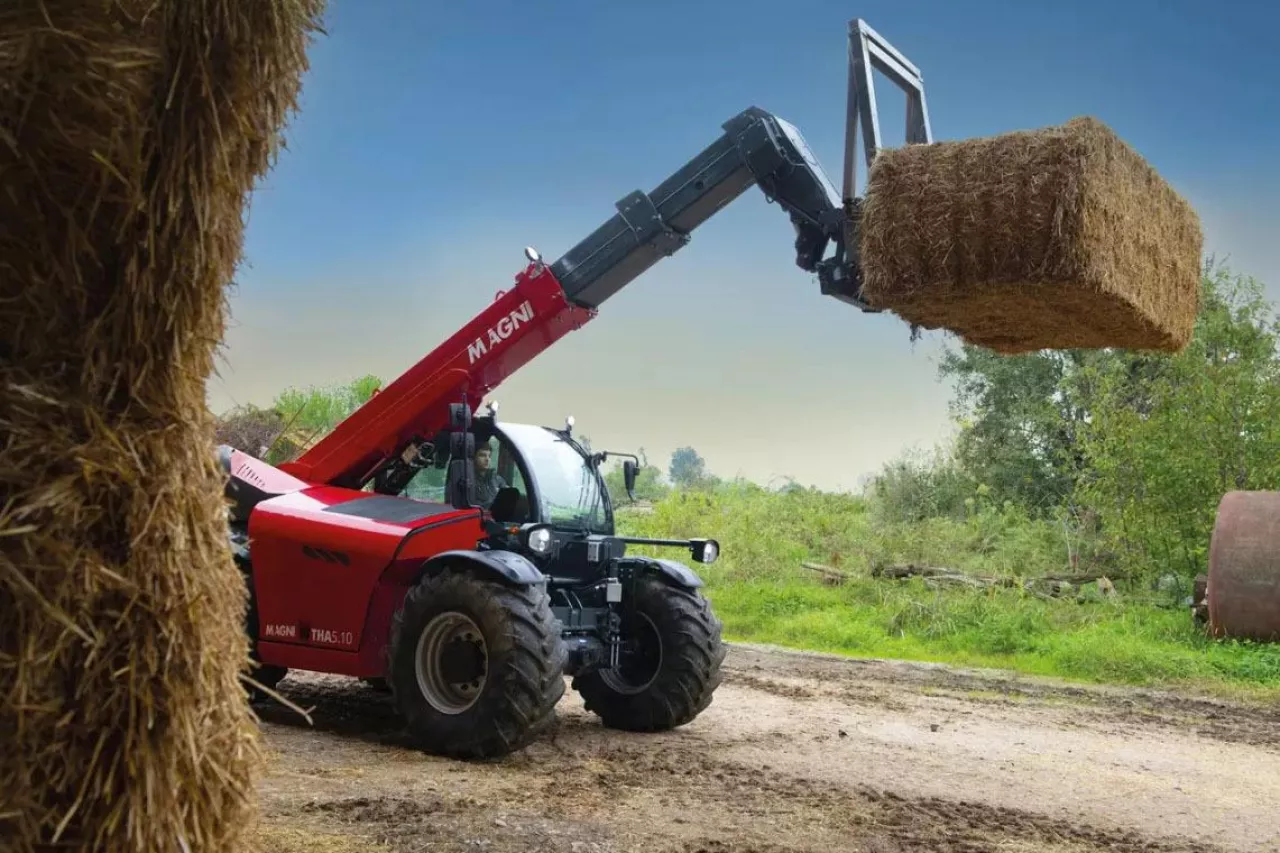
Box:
[690,538,719,564]
[521,524,554,555]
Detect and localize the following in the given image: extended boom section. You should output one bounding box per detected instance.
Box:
[550,106,874,311]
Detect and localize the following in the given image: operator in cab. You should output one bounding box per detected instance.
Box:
[468,443,507,507]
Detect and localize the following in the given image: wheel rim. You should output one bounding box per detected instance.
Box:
[414,611,488,714]
[599,612,663,695]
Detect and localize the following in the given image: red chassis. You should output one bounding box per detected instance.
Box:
[233,261,594,679]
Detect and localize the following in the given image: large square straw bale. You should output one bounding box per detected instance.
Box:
[857,117,1203,353]
[0,1,322,851]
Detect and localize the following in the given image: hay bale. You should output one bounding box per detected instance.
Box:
[858,117,1203,353]
[0,1,323,851]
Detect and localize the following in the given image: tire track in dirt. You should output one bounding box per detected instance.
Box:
[253,644,1277,853]
[260,712,1226,853]
[520,721,1225,853]
[723,644,1280,750]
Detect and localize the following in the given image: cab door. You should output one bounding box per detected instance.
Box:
[488,434,532,522]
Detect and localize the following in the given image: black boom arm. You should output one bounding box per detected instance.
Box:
[550,107,869,311]
[546,19,931,317]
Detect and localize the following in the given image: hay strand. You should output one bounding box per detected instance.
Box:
[858,117,1203,353]
[0,1,324,851]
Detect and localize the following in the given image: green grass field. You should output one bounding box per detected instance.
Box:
[614,483,1280,700]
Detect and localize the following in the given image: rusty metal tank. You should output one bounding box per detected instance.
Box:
[1206,490,1280,641]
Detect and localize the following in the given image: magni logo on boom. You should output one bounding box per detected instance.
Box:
[467,301,536,364]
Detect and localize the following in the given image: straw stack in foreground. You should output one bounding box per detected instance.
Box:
[858,117,1203,354]
[0,1,322,851]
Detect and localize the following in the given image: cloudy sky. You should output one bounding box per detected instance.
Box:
[210,0,1279,491]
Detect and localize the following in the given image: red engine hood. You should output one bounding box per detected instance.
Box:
[259,485,481,534]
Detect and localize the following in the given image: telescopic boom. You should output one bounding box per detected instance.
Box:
[280,18,932,490]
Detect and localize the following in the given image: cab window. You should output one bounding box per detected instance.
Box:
[490,437,528,500]
[401,463,449,503]
[399,434,530,520]
[464,436,531,521]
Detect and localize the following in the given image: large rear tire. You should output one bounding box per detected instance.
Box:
[573,576,725,732]
[387,569,566,759]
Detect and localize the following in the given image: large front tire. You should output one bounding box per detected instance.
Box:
[387,569,566,759]
[573,576,725,732]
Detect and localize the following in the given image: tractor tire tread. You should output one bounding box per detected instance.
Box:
[573,577,725,732]
[388,568,565,759]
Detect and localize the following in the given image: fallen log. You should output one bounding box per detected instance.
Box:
[922,574,989,589]
[1034,571,1130,585]
[874,563,1122,590]
[872,563,953,579]
[801,562,850,585]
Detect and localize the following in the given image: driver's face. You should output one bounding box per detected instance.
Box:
[474,448,491,470]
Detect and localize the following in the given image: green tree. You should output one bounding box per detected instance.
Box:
[668,446,708,488]
[1073,266,1280,580]
[937,311,1188,516]
[937,345,1092,514]
[272,373,384,441]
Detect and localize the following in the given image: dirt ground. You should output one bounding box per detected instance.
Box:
[252,643,1280,853]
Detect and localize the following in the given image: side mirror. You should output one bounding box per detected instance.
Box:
[689,538,719,564]
[623,459,639,502]
[447,432,475,508]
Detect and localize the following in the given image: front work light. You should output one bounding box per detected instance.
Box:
[521,523,554,555]
[690,538,719,564]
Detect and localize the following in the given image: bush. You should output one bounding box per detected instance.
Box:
[867,444,975,524]
[214,404,285,458]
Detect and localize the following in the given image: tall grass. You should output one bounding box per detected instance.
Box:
[615,481,1280,697]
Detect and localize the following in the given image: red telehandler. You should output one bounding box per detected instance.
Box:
[219,19,931,758]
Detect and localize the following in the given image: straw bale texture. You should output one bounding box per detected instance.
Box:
[858,117,1203,353]
[0,1,323,851]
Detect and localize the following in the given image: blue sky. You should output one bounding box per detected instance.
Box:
[213,0,1280,490]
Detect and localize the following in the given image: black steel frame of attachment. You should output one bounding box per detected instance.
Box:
[842,18,934,206]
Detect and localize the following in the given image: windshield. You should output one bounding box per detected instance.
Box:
[497,422,609,533]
